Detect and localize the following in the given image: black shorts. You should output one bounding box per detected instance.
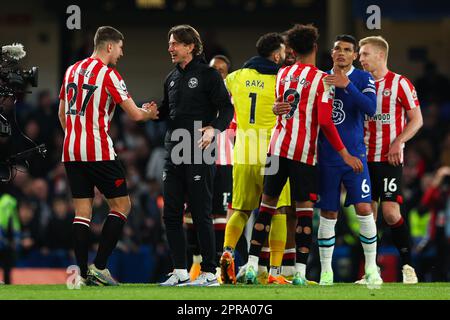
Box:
[64,160,128,199]
[212,165,232,215]
[263,155,318,202]
[368,162,403,203]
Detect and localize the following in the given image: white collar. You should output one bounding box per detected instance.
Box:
[331,65,355,76]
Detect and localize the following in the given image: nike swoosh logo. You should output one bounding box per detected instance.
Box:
[362,194,370,198]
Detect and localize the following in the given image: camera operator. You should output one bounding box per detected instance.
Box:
[420,166,450,280]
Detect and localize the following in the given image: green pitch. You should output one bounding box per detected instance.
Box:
[0,283,449,300]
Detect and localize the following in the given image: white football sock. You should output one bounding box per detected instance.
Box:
[318,215,337,274]
[357,213,378,271]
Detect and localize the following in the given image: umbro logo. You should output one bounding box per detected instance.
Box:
[169,81,175,88]
[193,175,201,181]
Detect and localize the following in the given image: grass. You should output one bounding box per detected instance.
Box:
[0,283,449,300]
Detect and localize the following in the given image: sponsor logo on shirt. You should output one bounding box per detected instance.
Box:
[119,80,128,93]
[365,113,391,124]
[332,99,345,125]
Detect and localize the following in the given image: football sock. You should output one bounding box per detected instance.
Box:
[258,265,268,275]
[318,215,337,274]
[193,255,202,264]
[72,216,91,278]
[259,247,270,269]
[295,263,306,278]
[248,203,276,258]
[269,214,287,268]
[94,211,127,270]
[223,210,249,249]
[389,216,412,266]
[282,248,296,268]
[357,213,378,271]
[248,254,259,271]
[269,266,282,277]
[295,208,313,267]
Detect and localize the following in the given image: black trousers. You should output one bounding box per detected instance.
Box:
[162,160,217,273]
[0,248,13,284]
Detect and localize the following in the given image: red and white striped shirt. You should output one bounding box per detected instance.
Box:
[215,113,236,166]
[269,63,336,165]
[59,57,130,162]
[364,71,420,162]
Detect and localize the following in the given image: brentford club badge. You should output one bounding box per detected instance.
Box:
[188,77,198,89]
[383,89,391,97]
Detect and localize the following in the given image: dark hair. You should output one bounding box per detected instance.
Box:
[168,25,203,56]
[286,24,319,56]
[94,26,124,49]
[256,32,284,58]
[211,55,231,71]
[335,34,358,51]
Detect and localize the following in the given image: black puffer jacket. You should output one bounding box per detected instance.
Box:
[159,55,234,156]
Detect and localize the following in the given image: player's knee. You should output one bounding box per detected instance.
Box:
[384,212,402,225]
[381,202,401,224]
[299,247,309,253]
[296,231,312,248]
[321,211,338,220]
[109,197,131,216]
[251,240,261,246]
[381,201,399,213]
[355,203,372,215]
[254,223,266,232]
[303,226,311,235]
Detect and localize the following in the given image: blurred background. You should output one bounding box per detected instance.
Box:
[0,0,449,284]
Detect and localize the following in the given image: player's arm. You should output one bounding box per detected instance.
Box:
[58,99,66,131]
[120,98,159,122]
[388,107,422,166]
[325,69,376,116]
[387,78,423,166]
[318,80,363,173]
[105,70,158,122]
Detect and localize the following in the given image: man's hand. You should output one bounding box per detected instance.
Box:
[324,69,350,88]
[340,149,363,173]
[272,95,291,116]
[387,139,403,166]
[198,126,215,149]
[142,101,159,120]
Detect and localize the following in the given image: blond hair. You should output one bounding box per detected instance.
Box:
[359,36,389,60]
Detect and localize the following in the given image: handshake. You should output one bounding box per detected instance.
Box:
[141,101,159,121]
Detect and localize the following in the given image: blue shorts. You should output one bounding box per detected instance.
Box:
[316,161,372,212]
